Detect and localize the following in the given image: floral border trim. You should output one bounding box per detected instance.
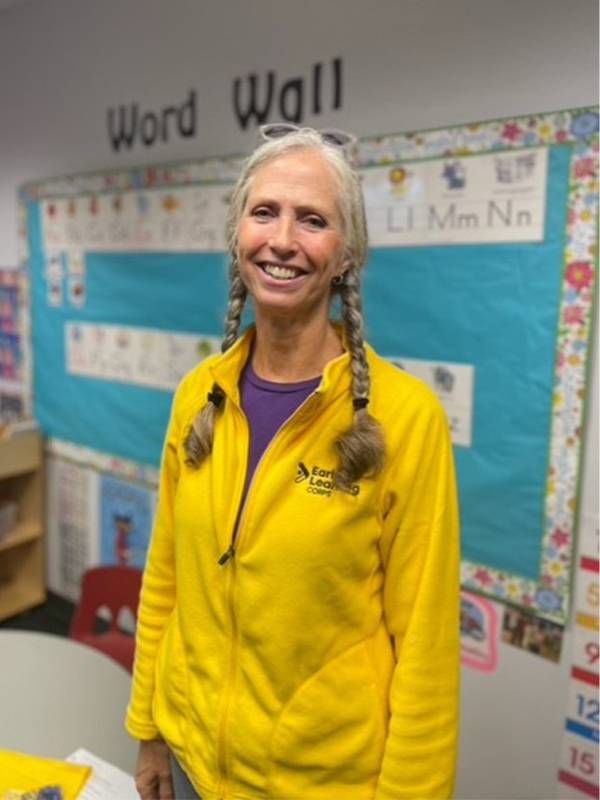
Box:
[19,107,599,623]
[356,108,599,164]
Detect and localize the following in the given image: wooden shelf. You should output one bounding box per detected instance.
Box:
[0,520,43,553]
[0,430,41,480]
[0,573,45,619]
[0,431,45,621]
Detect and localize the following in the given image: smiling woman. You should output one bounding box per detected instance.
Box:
[237,150,346,334]
[185,128,382,492]
[126,127,461,800]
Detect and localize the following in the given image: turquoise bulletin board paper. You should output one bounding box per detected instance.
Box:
[366,145,571,580]
[28,194,230,465]
[20,108,599,622]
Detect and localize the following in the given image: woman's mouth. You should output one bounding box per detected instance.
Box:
[258,262,306,281]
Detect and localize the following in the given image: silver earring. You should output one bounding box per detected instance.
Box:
[331,273,345,287]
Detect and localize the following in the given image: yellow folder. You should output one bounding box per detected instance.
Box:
[0,750,91,800]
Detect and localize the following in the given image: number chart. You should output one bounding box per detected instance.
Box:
[558,535,599,798]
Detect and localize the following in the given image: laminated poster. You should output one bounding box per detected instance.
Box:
[46,457,97,602]
[99,474,153,568]
[501,605,563,663]
[0,269,20,379]
[0,268,24,424]
[460,591,499,673]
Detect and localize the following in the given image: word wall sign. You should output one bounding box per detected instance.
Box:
[106,57,344,152]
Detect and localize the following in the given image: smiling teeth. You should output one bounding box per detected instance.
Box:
[263,263,301,280]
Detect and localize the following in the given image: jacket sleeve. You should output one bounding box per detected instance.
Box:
[375,393,461,800]
[124,383,185,740]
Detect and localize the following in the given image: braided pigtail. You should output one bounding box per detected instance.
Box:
[334,266,385,491]
[221,259,248,353]
[184,260,248,467]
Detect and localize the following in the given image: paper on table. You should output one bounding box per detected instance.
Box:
[66,748,137,799]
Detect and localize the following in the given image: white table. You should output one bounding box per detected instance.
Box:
[0,630,138,773]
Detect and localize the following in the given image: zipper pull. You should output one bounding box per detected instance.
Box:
[217,543,236,565]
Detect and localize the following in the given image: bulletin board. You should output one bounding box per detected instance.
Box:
[20,108,598,622]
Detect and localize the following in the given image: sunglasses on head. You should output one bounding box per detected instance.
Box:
[259,123,356,149]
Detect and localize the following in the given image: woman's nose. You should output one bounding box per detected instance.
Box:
[268,216,297,256]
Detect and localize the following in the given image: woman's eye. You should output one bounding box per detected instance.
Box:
[305,215,326,228]
[252,207,273,219]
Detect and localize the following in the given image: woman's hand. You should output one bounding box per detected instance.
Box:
[135,739,174,799]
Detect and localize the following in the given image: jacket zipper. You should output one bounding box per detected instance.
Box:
[215,407,249,799]
[216,391,320,565]
[216,551,238,799]
[215,391,320,798]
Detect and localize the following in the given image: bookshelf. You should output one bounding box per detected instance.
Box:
[0,429,45,620]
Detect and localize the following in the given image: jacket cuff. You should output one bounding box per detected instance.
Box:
[125,710,160,741]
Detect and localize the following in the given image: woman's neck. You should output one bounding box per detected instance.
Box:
[251,313,344,383]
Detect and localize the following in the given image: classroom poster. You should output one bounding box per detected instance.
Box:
[460,591,499,673]
[99,474,154,568]
[0,268,24,423]
[46,456,98,601]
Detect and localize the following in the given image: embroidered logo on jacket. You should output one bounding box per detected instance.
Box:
[295,462,360,497]
[295,462,310,483]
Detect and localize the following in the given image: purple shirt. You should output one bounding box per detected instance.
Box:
[239,359,320,501]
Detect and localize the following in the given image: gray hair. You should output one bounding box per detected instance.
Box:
[225,128,368,269]
[184,127,384,490]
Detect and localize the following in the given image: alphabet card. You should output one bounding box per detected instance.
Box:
[388,357,474,447]
[41,185,230,252]
[361,147,548,246]
[65,322,220,391]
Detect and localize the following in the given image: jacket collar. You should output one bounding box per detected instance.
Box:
[208,324,353,405]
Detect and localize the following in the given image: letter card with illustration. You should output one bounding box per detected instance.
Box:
[20,108,598,622]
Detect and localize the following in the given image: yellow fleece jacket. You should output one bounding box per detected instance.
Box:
[126,328,460,800]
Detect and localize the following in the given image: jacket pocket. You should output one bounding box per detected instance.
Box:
[267,639,387,799]
[153,612,189,750]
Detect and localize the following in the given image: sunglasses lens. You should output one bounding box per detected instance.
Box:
[320,129,354,148]
[260,124,299,140]
[258,124,356,151]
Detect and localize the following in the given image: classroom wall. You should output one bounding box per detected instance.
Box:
[0,0,598,266]
[0,2,597,798]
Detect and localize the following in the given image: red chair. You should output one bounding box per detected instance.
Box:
[69,565,143,673]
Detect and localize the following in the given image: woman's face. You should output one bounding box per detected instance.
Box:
[237,149,346,323]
